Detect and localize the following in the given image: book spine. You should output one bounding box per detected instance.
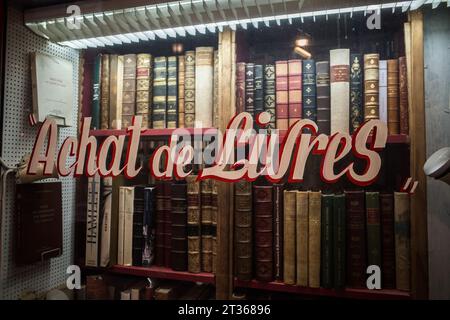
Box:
[350,54,364,134]
[187,175,201,273]
[114,177,125,265]
[136,54,152,129]
[132,186,145,266]
[387,59,400,134]
[283,190,296,284]
[321,193,334,289]
[296,191,308,286]
[288,59,302,126]
[109,55,124,129]
[171,182,188,271]
[380,193,396,288]
[254,185,273,282]
[91,54,102,130]
[213,50,219,128]
[163,181,172,267]
[152,56,168,129]
[236,62,246,115]
[273,184,284,281]
[122,54,137,129]
[195,47,214,128]
[366,192,381,268]
[394,192,411,291]
[100,54,110,130]
[211,180,218,274]
[264,65,276,130]
[379,60,388,124]
[364,53,380,121]
[398,57,409,135]
[85,174,101,267]
[245,63,255,118]
[254,65,264,125]
[275,61,289,130]
[308,191,322,288]
[122,186,135,266]
[330,49,350,134]
[333,193,346,289]
[302,59,316,124]
[155,181,165,266]
[234,181,253,280]
[167,56,178,128]
[178,55,185,128]
[201,179,213,272]
[99,177,113,267]
[184,51,196,127]
[316,61,330,135]
[142,187,156,266]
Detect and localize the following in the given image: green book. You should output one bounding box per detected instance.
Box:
[152,57,168,129]
[320,193,334,288]
[333,193,346,289]
[91,54,102,129]
[366,192,381,268]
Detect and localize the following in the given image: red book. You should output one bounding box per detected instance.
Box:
[288,59,302,126]
[380,193,396,288]
[236,62,246,114]
[398,57,409,135]
[275,61,289,130]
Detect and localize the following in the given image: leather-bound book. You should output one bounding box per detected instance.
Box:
[254,185,273,282]
[380,193,395,288]
[264,65,276,130]
[283,190,296,285]
[254,65,264,125]
[100,54,110,129]
[142,186,156,266]
[99,177,113,267]
[330,49,350,134]
[109,54,124,129]
[184,51,196,127]
[321,193,334,289]
[91,54,102,129]
[245,63,255,118]
[132,186,145,266]
[152,56,168,129]
[201,179,213,272]
[211,180,218,273]
[213,51,219,128]
[275,61,289,130]
[394,192,411,291]
[187,175,201,273]
[273,184,284,281]
[345,190,366,288]
[136,54,153,129]
[119,186,134,266]
[234,180,253,280]
[171,181,188,271]
[364,53,380,121]
[86,175,101,267]
[178,55,185,128]
[316,61,330,135]
[350,54,363,134]
[387,59,400,134]
[109,175,126,266]
[236,62,246,114]
[333,193,346,289]
[163,181,172,267]
[155,181,166,266]
[379,60,388,124]
[122,54,136,129]
[195,47,214,128]
[366,192,381,269]
[308,191,322,288]
[296,191,308,286]
[398,57,409,135]
[302,59,316,124]
[288,59,302,126]
[167,56,178,128]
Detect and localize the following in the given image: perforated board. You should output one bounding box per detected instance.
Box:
[0,7,79,299]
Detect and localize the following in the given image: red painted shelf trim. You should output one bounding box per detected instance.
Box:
[90,128,218,137]
[234,279,411,300]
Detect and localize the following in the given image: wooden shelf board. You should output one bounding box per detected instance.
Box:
[90,128,218,137]
[234,279,411,300]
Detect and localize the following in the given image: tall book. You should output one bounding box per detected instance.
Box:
[100,54,110,129]
[155,181,165,266]
[321,193,334,289]
[184,51,196,127]
[245,63,255,118]
[273,184,284,281]
[122,54,136,129]
[211,180,218,273]
[99,177,113,267]
[195,47,214,128]
[308,191,322,288]
[136,54,152,129]
[152,57,168,129]
[296,191,308,286]
[133,186,145,266]
[288,59,302,126]
[234,181,252,280]
[254,185,273,282]
[275,61,289,130]
[398,57,409,135]
[91,54,102,130]
[118,186,134,266]
[387,59,400,134]
[236,62,246,114]
[330,49,350,134]
[109,55,124,129]
[302,60,316,124]
[316,61,330,135]
[364,53,380,121]
[86,174,101,267]
[110,175,126,266]
[379,60,388,124]
[394,192,411,291]
[213,51,219,128]
[345,190,366,288]
[380,193,395,288]
[162,181,172,267]
[264,65,276,130]
[187,175,201,273]
[178,55,185,128]
[201,179,213,272]
[167,56,178,128]
[333,193,346,289]
[366,192,381,268]
[254,65,264,125]
[350,54,363,134]
[283,190,296,285]
[171,181,188,271]
[142,186,156,266]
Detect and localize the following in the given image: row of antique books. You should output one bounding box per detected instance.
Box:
[85,175,218,275]
[234,181,411,291]
[91,46,219,130]
[236,50,409,135]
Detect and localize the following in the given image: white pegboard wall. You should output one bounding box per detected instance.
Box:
[1,6,79,299]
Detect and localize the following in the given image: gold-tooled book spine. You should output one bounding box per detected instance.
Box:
[283,190,296,285]
[178,55,185,128]
[136,54,153,129]
[100,54,110,129]
[364,53,380,121]
[308,191,322,288]
[201,179,213,272]
[387,59,400,134]
[296,191,309,286]
[122,54,136,129]
[184,51,195,128]
[187,175,201,273]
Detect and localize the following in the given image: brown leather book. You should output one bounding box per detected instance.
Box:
[178,55,185,128]
[398,57,409,135]
[273,184,284,281]
[245,63,255,118]
[167,56,178,128]
[187,175,201,273]
[201,179,213,272]
[136,54,152,129]
[163,181,172,267]
[394,192,411,291]
[364,53,380,121]
[211,180,218,274]
[330,49,350,134]
[254,185,273,282]
[275,61,289,130]
[234,180,253,280]
[213,50,219,128]
[100,54,110,129]
[184,51,195,127]
[155,181,165,266]
[122,54,136,128]
[86,275,109,300]
[236,62,246,114]
[109,54,124,129]
[296,191,309,286]
[288,59,302,126]
[380,193,396,289]
[316,61,331,135]
[171,181,188,271]
[283,190,296,284]
[387,59,399,134]
[308,191,321,288]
